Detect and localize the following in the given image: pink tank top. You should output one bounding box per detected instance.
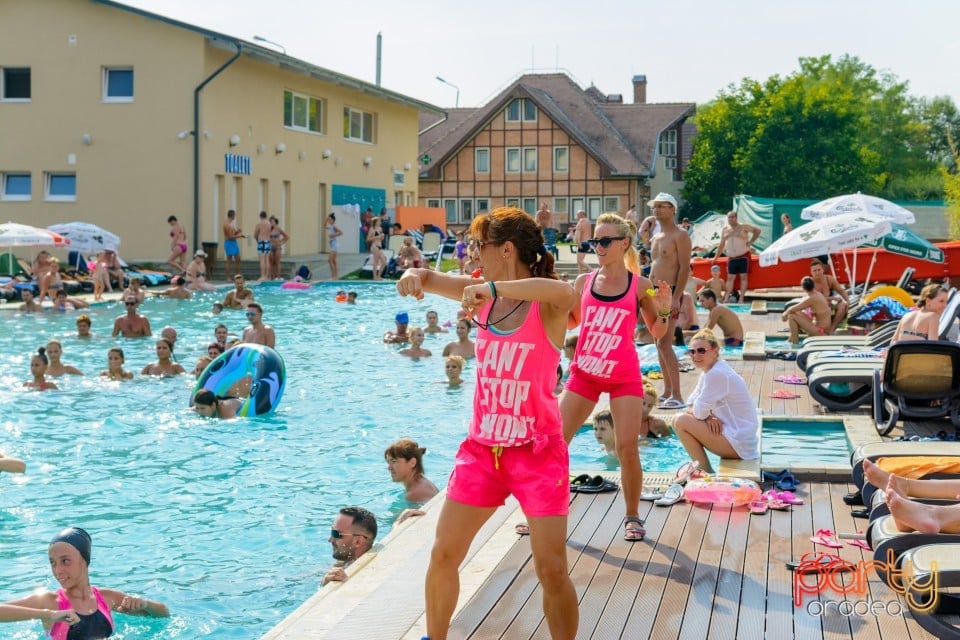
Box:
[469,301,561,447]
[50,586,114,640]
[570,270,642,383]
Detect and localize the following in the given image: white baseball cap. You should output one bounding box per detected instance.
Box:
[194,250,207,258]
[647,192,678,208]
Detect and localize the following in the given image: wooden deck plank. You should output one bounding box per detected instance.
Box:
[788,482,824,640]
[808,482,853,639]
[738,492,774,640]
[707,506,749,640]
[678,505,732,640]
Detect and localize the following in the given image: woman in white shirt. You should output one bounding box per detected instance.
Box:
[673,328,759,473]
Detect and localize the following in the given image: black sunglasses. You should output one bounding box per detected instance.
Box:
[330,529,367,540]
[589,236,626,248]
[687,347,712,355]
[124,302,136,306]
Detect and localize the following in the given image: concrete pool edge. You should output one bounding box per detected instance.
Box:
[757,414,879,482]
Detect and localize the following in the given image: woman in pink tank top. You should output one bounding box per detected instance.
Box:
[397,207,578,640]
[561,213,673,542]
[1,527,169,638]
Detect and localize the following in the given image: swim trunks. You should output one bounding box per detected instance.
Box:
[727,254,749,275]
[257,241,271,254]
[724,337,743,346]
[224,238,239,257]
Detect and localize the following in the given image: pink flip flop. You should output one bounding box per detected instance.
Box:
[774,374,807,384]
[847,538,871,550]
[770,389,801,399]
[765,489,804,505]
[809,528,842,548]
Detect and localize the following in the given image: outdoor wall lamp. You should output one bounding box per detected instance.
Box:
[322,149,332,159]
[229,134,241,147]
[404,162,412,171]
[363,156,372,166]
[177,130,193,140]
[81,134,92,146]
[276,143,286,154]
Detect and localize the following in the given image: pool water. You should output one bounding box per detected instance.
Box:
[761,418,850,468]
[0,283,695,639]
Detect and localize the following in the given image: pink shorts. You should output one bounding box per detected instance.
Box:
[564,369,645,403]
[445,436,569,517]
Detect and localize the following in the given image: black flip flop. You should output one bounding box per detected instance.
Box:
[843,490,863,506]
[569,474,591,492]
[576,475,619,494]
[850,508,870,519]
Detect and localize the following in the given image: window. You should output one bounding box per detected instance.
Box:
[102,67,133,101]
[522,198,536,215]
[659,129,677,157]
[393,171,405,186]
[523,148,537,172]
[505,98,537,122]
[664,157,678,169]
[588,197,602,219]
[1,67,30,101]
[475,198,490,214]
[475,148,490,173]
[343,107,375,143]
[553,146,569,173]
[284,90,323,133]
[460,200,473,222]
[506,198,520,207]
[506,148,521,173]
[1,172,31,200]
[553,198,568,217]
[426,198,440,208]
[604,197,620,213]
[571,197,585,222]
[45,173,76,201]
[444,199,457,223]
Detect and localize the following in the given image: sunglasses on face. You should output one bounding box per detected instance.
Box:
[125,302,136,307]
[330,529,367,540]
[588,236,626,248]
[687,347,712,355]
[245,311,257,317]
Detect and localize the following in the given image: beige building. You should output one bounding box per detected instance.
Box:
[0,0,440,260]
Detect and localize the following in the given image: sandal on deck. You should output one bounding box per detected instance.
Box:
[640,487,664,501]
[515,523,530,536]
[624,517,646,541]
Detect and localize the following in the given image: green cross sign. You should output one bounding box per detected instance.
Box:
[421,154,432,165]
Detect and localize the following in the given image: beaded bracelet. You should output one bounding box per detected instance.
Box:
[487,281,497,299]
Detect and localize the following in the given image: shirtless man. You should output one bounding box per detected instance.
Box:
[241,302,275,348]
[151,275,192,299]
[713,210,761,302]
[384,312,411,344]
[222,274,254,309]
[782,276,833,345]
[253,211,273,282]
[53,289,90,311]
[809,259,849,332]
[535,202,554,230]
[223,209,244,281]
[697,289,745,346]
[573,210,592,274]
[18,289,43,312]
[112,297,152,338]
[648,192,692,409]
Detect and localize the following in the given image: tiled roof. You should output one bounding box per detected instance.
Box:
[419,73,694,178]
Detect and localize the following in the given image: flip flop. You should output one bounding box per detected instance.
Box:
[843,490,863,506]
[774,374,807,384]
[576,475,619,494]
[787,552,856,574]
[762,469,789,484]
[515,523,530,536]
[770,389,801,399]
[640,487,664,501]
[624,517,646,541]
[809,528,842,548]
[850,508,870,519]
[776,472,800,492]
[658,398,686,410]
[654,483,685,506]
[764,489,803,505]
[847,538,871,550]
[569,474,592,491]
[749,500,769,515]
[674,461,702,484]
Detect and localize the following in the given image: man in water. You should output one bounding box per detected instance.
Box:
[384,311,411,344]
[241,302,275,348]
[697,288,744,346]
[322,506,377,585]
[18,289,44,312]
[648,192,691,409]
[112,297,152,337]
[222,274,255,310]
[713,210,761,302]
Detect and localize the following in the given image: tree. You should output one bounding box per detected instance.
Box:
[681,54,944,215]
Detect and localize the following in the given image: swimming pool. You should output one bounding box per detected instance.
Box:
[761,418,851,468]
[0,283,696,639]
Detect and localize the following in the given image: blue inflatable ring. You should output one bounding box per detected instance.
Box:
[192,344,286,416]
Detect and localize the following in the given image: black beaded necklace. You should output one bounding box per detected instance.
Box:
[471,299,526,331]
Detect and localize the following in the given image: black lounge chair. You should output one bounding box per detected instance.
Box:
[850,441,960,508]
[874,340,960,436]
[806,360,881,411]
[795,320,897,371]
[898,542,960,638]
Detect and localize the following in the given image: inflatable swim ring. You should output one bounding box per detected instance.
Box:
[281,281,310,290]
[862,285,914,308]
[683,476,761,507]
[192,344,286,416]
[335,293,347,302]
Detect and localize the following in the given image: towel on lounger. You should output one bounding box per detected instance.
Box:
[877,456,960,479]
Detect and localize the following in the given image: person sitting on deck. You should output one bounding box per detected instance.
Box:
[781,276,832,345]
[809,259,849,333]
[321,506,377,586]
[697,288,744,346]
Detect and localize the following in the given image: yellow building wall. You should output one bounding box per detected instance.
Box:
[0,0,423,261]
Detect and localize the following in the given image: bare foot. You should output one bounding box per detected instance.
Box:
[885,474,909,500]
[886,491,940,534]
[863,458,890,489]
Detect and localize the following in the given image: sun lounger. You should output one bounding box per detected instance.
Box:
[361,249,394,278]
[795,321,897,370]
[850,441,960,506]
[897,543,960,638]
[874,340,960,437]
[806,360,881,411]
[865,514,960,587]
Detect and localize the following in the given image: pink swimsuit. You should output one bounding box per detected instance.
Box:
[566,270,645,401]
[445,300,569,517]
[50,587,114,640]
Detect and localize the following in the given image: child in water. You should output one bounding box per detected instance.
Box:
[24,348,58,391]
[640,381,671,438]
[444,355,465,386]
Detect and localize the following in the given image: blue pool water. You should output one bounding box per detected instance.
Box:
[0,283,694,639]
[761,419,850,468]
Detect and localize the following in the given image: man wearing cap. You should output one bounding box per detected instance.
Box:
[713,210,761,302]
[185,250,216,292]
[322,506,377,585]
[384,312,411,344]
[648,192,691,409]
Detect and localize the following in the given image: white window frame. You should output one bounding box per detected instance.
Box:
[284,90,324,134]
[459,199,473,223]
[475,198,490,214]
[522,198,537,215]
[1,172,31,201]
[505,98,538,122]
[393,171,405,186]
[426,198,440,208]
[570,197,585,222]
[664,157,678,169]
[659,129,677,157]
[553,197,568,217]
[553,146,569,173]
[343,106,375,143]
[603,196,620,213]
[587,197,602,220]
[45,172,77,202]
[505,148,521,173]
[474,148,490,173]
[506,198,520,207]
[1,67,31,102]
[102,67,133,102]
[443,199,457,223]
[522,147,537,173]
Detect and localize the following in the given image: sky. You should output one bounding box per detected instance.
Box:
[121,0,960,109]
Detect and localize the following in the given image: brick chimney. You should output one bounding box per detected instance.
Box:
[632,75,647,104]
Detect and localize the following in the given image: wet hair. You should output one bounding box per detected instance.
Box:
[445,354,466,370]
[46,338,62,351]
[595,213,640,274]
[212,302,224,311]
[456,318,471,331]
[698,288,717,303]
[593,409,613,428]
[207,342,225,355]
[801,276,815,292]
[194,389,217,406]
[50,527,92,566]
[214,323,228,334]
[384,438,427,475]
[468,206,557,279]
[76,314,91,327]
[172,275,185,285]
[108,347,125,362]
[347,291,357,299]
[156,338,174,352]
[690,328,721,350]
[167,215,178,223]
[35,346,49,365]
[918,284,945,308]
[340,506,377,541]
[246,302,263,314]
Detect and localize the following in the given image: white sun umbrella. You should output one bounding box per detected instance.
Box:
[800,192,915,224]
[0,222,71,276]
[47,222,120,270]
[689,212,728,251]
[759,213,893,292]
